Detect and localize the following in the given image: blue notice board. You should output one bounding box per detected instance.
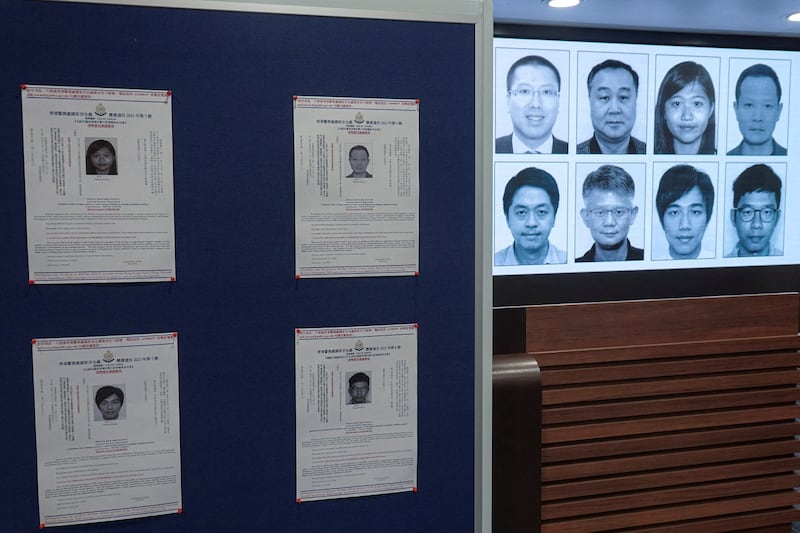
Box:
[0,1,476,531]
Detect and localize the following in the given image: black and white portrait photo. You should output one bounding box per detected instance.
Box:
[576,52,648,154]
[575,162,646,261]
[346,371,371,405]
[651,163,718,260]
[494,164,568,266]
[726,59,790,156]
[495,48,570,154]
[723,163,786,258]
[653,57,719,155]
[85,138,118,175]
[94,384,126,422]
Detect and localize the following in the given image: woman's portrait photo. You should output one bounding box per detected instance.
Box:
[654,59,718,155]
[85,138,118,175]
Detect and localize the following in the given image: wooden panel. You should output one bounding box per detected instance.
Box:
[542,440,800,482]
[641,508,800,533]
[526,293,799,353]
[543,388,800,424]
[542,422,800,462]
[542,405,800,443]
[542,457,800,501]
[738,524,799,533]
[533,336,800,366]
[541,352,800,386]
[541,492,800,532]
[497,293,800,532]
[542,370,800,404]
[542,474,800,520]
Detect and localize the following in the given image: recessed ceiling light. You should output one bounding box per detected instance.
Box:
[544,0,582,7]
[788,12,800,22]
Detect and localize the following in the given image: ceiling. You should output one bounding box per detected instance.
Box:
[494,0,800,38]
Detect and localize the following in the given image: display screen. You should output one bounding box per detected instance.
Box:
[492,26,800,306]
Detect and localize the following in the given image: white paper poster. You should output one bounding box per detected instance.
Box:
[21,84,176,284]
[295,324,418,501]
[294,96,419,278]
[32,333,181,527]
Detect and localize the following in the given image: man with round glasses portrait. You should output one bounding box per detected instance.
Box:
[726,164,783,257]
[496,55,568,154]
[577,164,643,262]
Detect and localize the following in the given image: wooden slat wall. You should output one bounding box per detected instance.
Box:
[526,293,800,533]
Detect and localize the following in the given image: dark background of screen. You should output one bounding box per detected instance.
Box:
[493,24,800,307]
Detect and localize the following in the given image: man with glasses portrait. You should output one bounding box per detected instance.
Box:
[726,164,783,257]
[577,164,643,262]
[496,55,568,154]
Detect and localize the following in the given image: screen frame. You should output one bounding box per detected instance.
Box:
[493,23,800,307]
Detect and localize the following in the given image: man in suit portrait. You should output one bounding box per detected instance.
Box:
[577,59,646,154]
[496,55,567,154]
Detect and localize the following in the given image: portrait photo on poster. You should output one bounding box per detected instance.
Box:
[495,47,570,155]
[723,162,786,258]
[346,371,372,405]
[93,384,127,422]
[726,58,790,156]
[653,55,721,155]
[651,162,719,261]
[85,138,119,175]
[575,51,649,155]
[574,162,646,262]
[493,161,569,266]
[344,144,374,178]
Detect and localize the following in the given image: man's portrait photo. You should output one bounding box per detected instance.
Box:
[724,163,785,257]
[653,58,718,155]
[495,48,569,154]
[494,165,568,266]
[94,385,126,421]
[576,53,648,154]
[727,60,789,156]
[652,163,717,260]
[575,163,644,262]
[346,372,371,405]
[345,145,372,178]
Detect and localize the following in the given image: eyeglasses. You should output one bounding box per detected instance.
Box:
[734,207,778,222]
[585,208,632,220]
[508,86,559,101]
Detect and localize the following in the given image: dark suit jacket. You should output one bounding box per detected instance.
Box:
[576,135,646,154]
[495,134,568,154]
[575,240,644,262]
